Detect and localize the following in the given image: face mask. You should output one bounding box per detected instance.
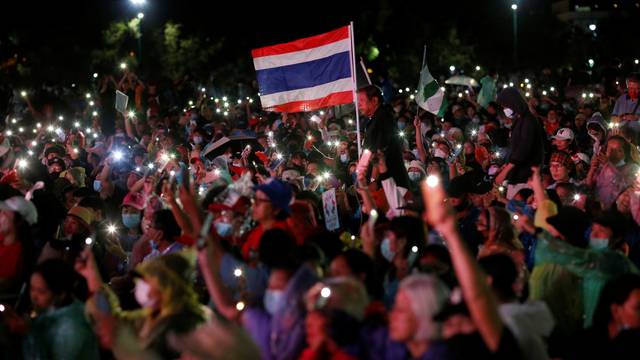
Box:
[340,154,349,163]
[589,237,609,251]
[122,213,141,229]
[408,171,422,182]
[380,237,395,262]
[503,108,514,118]
[397,122,406,130]
[93,180,102,192]
[264,289,285,315]
[150,239,159,251]
[215,222,233,237]
[193,136,203,145]
[393,106,402,113]
[433,148,447,159]
[134,279,157,308]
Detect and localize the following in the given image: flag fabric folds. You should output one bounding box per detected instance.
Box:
[252,26,354,113]
[415,62,447,118]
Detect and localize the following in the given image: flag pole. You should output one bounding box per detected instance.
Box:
[359,57,372,85]
[415,44,427,121]
[349,22,362,158]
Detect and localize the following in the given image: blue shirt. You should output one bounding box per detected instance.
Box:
[612,93,640,116]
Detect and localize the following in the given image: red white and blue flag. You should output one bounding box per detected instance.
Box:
[251,26,355,113]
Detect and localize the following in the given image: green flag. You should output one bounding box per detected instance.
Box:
[416,63,447,117]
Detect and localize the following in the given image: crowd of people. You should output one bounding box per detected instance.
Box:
[0,63,640,360]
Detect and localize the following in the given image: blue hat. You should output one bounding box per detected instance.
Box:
[255,179,293,214]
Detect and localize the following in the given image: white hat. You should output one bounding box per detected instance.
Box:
[552,128,574,141]
[407,160,427,175]
[572,152,590,165]
[0,196,38,225]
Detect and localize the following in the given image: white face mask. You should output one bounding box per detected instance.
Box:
[263,289,285,315]
[503,107,514,118]
[433,148,448,159]
[340,154,349,163]
[134,279,157,308]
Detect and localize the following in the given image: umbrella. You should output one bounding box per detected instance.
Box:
[202,135,259,160]
[445,75,479,87]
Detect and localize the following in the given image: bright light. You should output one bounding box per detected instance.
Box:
[588,59,595,67]
[511,4,518,10]
[498,186,505,192]
[320,287,331,298]
[636,59,640,65]
[222,96,228,101]
[85,93,91,99]
[128,111,136,118]
[47,125,54,132]
[426,175,439,188]
[471,129,477,136]
[398,130,405,137]
[130,0,146,6]
[449,65,456,72]
[137,12,144,19]
[17,159,27,169]
[92,111,98,117]
[169,170,176,177]
[0,304,4,312]
[119,62,127,70]
[161,153,170,162]
[107,224,117,234]
[513,214,519,221]
[5,130,12,136]
[20,90,27,97]
[89,100,95,106]
[405,87,410,92]
[475,65,481,71]
[411,246,418,253]
[233,268,243,277]
[58,115,64,121]
[524,78,529,83]
[85,237,93,246]
[589,24,597,31]
[31,140,37,146]
[550,86,555,91]
[113,150,123,161]
[147,163,155,170]
[509,82,514,87]
[74,122,80,128]
[236,301,245,311]
[573,194,581,201]
[276,153,282,160]
[237,99,242,104]
[542,90,547,96]
[93,72,98,79]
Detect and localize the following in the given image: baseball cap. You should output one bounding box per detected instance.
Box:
[0,196,38,225]
[255,178,293,214]
[121,192,146,211]
[552,128,574,141]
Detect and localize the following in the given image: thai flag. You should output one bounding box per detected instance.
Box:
[252,26,355,113]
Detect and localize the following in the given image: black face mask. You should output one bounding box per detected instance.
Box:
[49,171,61,180]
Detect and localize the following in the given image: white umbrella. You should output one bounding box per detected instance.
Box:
[445,75,479,87]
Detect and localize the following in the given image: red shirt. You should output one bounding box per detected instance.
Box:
[0,241,23,279]
[241,221,290,261]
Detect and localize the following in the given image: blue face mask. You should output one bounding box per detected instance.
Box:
[380,237,395,262]
[397,122,406,130]
[408,171,422,182]
[193,136,203,145]
[93,180,102,192]
[215,222,233,237]
[264,289,285,315]
[122,213,141,229]
[150,240,159,251]
[589,237,609,251]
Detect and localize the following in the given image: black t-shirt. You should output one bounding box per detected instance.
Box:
[445,328,522,360]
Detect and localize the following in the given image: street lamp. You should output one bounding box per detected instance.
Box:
[137,12,144,19]
[511,3,518,66]
[130,0,146,5]
[589,24,596,31]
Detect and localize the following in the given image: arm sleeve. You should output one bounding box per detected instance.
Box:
[612,97,624,116]
[509,119,536,165]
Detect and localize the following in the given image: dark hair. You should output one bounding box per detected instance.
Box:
[592,274,640,332]
[626,73,639,84]
[389,216,425,258]
[258,228,298,270]
[607,135,632,163]
[32,259,78,307]
[358,85,384,105]
[152,209,181,242]
[478,254,518,302]
[338,249,382,299]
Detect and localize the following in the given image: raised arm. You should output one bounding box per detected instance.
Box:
[422,177,504,352]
